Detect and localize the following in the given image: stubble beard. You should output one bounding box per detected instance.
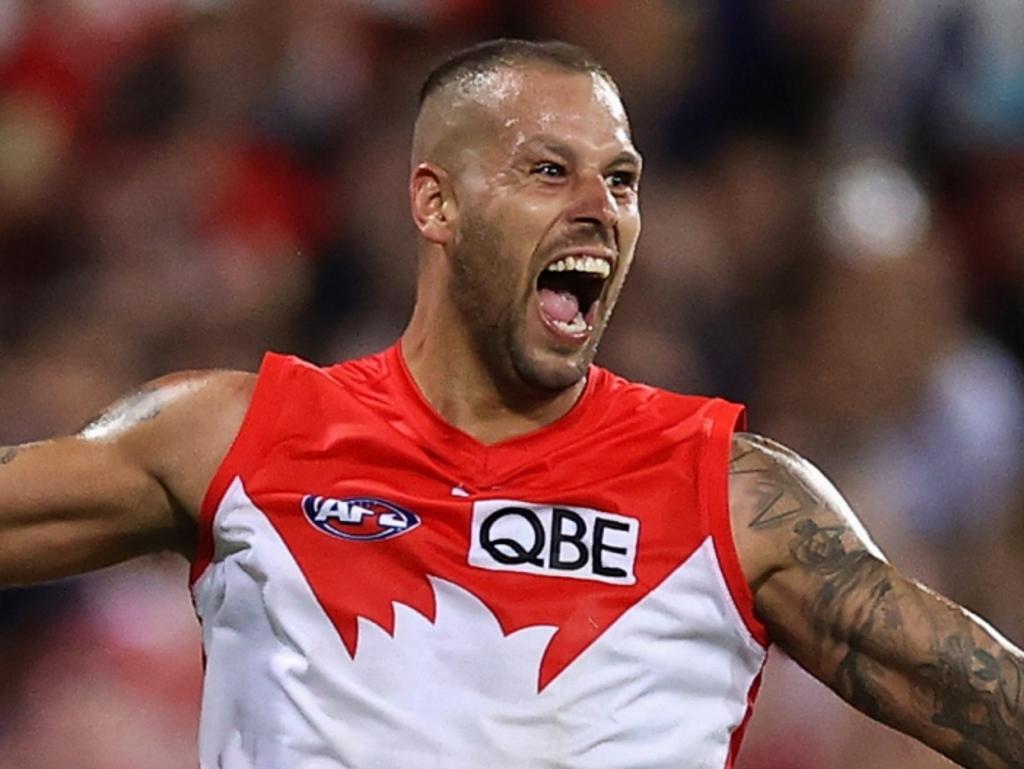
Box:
[449,214,595,399]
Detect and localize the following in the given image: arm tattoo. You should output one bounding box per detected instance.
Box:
[733,433,1024,768]
[918,619,1024,767]
[0,443,42,467]
[795,520,1024,767]
[730,434,818,530]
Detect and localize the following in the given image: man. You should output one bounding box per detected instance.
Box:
[0,39,1021,769]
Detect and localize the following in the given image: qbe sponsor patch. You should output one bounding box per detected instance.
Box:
[468,500,639,585]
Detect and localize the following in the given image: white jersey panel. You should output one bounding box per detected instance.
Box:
[193,478,766,769]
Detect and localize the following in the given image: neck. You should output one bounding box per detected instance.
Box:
[401,298,585,445]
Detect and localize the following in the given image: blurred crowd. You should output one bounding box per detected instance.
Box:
[2,1,1024,767]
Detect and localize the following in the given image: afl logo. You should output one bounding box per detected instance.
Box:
[302,495,420,542]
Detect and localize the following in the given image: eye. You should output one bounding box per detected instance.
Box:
[532,161,567,179]
[607,170,638,191]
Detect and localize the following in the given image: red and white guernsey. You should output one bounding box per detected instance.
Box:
[190,343,769,769]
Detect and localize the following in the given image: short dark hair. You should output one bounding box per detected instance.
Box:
[418,38,617,106]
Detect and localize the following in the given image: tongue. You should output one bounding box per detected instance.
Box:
[538,288,580,323]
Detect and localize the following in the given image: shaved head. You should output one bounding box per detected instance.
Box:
[417,39,615,107]
[412,39,622,169]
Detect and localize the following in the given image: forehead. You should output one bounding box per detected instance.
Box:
[467,66,633,155]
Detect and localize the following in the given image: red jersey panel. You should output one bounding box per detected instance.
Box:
[191,344,768,769]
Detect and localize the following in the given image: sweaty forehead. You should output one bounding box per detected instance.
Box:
[498,68,629,139]
[414,65,632,167]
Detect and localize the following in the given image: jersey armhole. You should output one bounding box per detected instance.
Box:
[701,400,771,649]
[189,352,290,587]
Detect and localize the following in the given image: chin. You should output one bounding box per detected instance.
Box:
[510,346,591,394]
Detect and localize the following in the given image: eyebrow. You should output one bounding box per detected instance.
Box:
[609,149,643,170]
[519,135,643,170]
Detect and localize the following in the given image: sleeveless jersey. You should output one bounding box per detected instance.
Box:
[190,343,769,769]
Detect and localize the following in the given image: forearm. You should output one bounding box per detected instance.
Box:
[909,592,1024,769]
[854,573,1022,769]
[765,555,1024,769]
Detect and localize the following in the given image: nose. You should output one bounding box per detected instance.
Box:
[569,172,618,232]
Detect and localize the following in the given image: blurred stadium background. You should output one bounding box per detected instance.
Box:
[2,1,1024,767]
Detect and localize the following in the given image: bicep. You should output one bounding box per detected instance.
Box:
[729,432,892,692]
[0,436,181,585]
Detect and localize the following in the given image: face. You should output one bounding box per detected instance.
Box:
[443,67,642,395]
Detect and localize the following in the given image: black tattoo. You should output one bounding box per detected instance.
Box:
[793,520,1024,766]
[790,519,854,569]
[813,552,898,718]
[918,629,1024,766]
[735,433,1024,768]
[0,447,19,465]
[731,434,817,530]
[729,445,757,467]
[804,528,1024,766]
[997,652,1023,715]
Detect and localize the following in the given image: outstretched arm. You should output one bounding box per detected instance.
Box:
[0,371,254,586]
[730,432,1024,769]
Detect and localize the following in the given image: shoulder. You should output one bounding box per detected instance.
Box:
[728,433,825,508]
[79,369,257,519]
[728,432,886,596]
[728,432,861,526]
[79,370,256,441]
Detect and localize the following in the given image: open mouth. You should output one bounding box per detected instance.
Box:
[536,254,612,338]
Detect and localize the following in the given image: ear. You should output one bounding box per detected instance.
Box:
[410,163,456,245]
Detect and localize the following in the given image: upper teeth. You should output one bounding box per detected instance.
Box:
[544,255,611,279]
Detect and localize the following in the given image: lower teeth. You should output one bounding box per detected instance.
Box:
[552,313,588,334]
